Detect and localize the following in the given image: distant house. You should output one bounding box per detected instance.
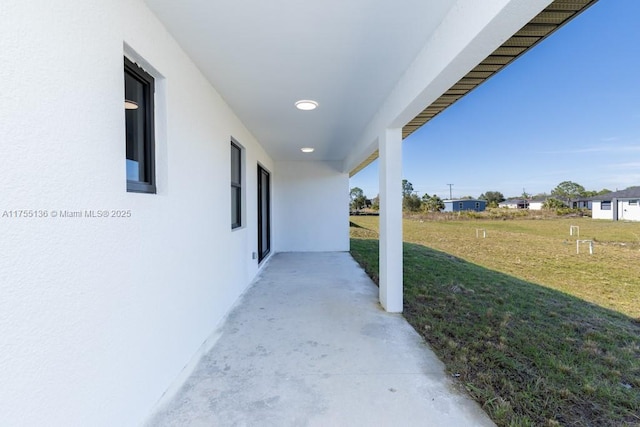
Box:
[499,198,529,209]
[443,199,486,212]
[570,198,592,209]
[528,198,547,210]
[530,197,592,210]
[591,187,640,221]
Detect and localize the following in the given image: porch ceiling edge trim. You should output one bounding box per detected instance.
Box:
[349,0,599,178]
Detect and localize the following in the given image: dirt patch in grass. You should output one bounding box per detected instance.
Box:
[350,218,640,426]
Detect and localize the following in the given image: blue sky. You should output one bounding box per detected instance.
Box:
[350,0,640,200]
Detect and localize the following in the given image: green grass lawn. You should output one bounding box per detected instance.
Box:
[350,216,640,426]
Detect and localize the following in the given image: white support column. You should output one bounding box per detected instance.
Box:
[378,128,403,313]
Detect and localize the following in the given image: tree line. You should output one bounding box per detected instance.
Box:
[350,180,445,213]
[350,180,612,212]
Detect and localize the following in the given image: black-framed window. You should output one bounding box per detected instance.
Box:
[601,201,611,210]
[125,57,156,193]
[231,142,242,229]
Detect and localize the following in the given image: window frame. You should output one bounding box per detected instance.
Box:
[125,57,156,194]
[231,141,242,229]
[601,200,612,210]
[629,199,638,206]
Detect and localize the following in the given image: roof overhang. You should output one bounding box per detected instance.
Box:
[349,0,598,177]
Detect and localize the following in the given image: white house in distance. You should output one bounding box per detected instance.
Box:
[528,198,547,210]
[500,197,590,211]
[0,1,597,425]
[592,187,640,221]
[499,198,530,209]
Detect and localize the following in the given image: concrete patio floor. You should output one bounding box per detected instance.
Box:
[147,252,494,427]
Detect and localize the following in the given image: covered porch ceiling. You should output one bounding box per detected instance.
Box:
[144,0,597,171]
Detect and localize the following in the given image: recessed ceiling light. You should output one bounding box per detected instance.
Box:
[301,147,315,153]
[295,100,318,111]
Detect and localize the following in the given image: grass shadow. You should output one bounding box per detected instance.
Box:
[350,237,640,427]
[348,222,379,240]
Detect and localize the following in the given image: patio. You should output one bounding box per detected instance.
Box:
[146,252,494,426]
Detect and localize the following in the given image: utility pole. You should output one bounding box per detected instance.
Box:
[446,184,453,200]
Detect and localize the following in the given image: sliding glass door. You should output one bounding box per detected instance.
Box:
[257,165,270,262]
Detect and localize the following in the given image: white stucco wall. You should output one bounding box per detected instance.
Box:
[0,0,276,425]
[592,201,612,220]
[618,200,640,221]
[592,200,640,221]
[273,161,349,252]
